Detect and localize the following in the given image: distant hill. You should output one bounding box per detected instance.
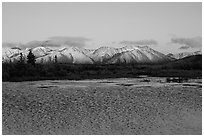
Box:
[167,51,202,59]
[164,55,202,70]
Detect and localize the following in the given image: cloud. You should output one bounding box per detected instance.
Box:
[46,36,91,47]
[24,40,44,49]
[171,36,202,49]
[2,42,15,48]
[2,36,91,49]
[2,42,23,49]
[120,39,158,45]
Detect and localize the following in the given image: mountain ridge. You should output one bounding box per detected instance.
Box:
[167,50,202,59]
[2,45,200,64]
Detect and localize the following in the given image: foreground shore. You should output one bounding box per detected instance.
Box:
[2,77,202,135]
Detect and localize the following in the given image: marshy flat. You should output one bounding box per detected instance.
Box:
[2,77,202,135]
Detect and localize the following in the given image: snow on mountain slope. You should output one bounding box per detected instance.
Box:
[118,45,139,52]
[107,46,172,64]
[91,45,166,64]
[194,50,202,55]
[37,46,94,64]
[167,51,202,59]
[78,48,95,56]
[90,45,141,63]
[60,47,94,64]
[36,51,73,63]
[32,47,53,58]
[107,49,149,64]
[2,48,22,62]
[138,46,172,61]
[2,45,173,64]
[2,48,21,58]
[91,47,119,63]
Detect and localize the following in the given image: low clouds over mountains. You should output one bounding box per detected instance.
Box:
[171,36,202,50]
[120,39,158,46]
[3,36,202,54]
[3,36,90,49]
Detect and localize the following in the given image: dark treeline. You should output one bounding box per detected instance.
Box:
[2,60,201,82]
[2,50,202,81]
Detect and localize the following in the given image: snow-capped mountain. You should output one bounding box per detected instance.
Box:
[167,50,202,59]
[2,47,21,58]
[32,47,53,58]
[91,47,119,63]
[36,47,94,64]
[36,51,72,64]
[2,45,173,64]
[107,46,171,64]
[2,47,22,62]
[60,47,94,64]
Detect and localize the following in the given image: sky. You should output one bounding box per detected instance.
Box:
[2,2,202,54]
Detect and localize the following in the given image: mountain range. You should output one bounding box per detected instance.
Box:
[2,45,201,64]
[167,51,202,59]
